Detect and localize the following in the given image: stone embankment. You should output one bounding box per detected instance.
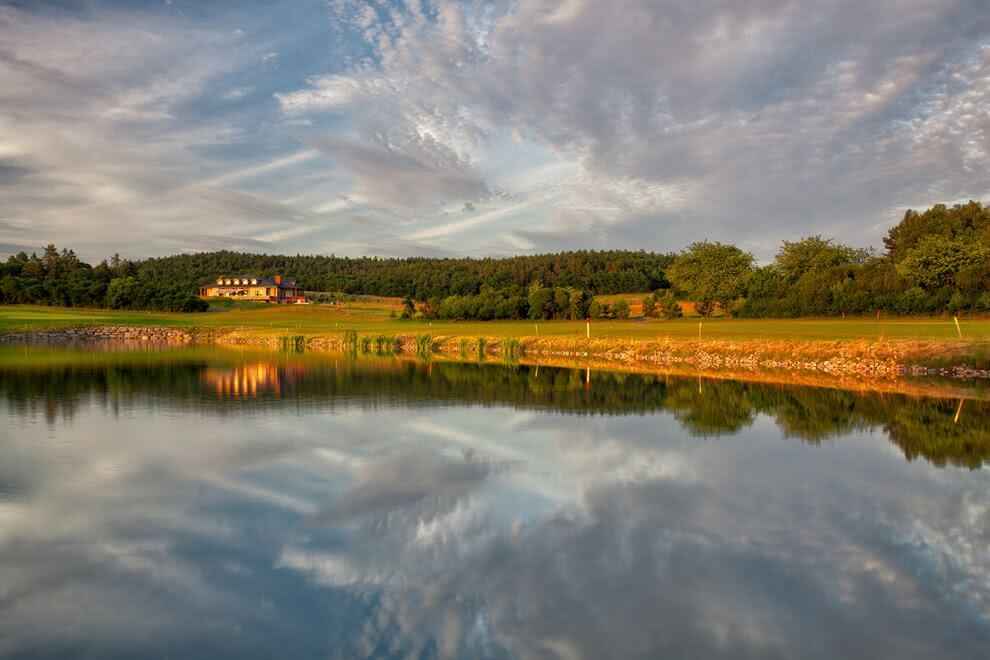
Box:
[0,325,210,344]
[215,332,990,380]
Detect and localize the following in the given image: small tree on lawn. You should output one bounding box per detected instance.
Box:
[657,291,683,319]
[642,295,657,318]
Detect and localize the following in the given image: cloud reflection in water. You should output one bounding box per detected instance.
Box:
[0,355,987,658]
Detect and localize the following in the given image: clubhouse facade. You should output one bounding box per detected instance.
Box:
[198,275,306,303]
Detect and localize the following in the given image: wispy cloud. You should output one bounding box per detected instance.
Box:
[1,0,988,260]
[280,0,990,256]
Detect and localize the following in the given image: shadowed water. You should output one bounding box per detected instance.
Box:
[0,346,988,659]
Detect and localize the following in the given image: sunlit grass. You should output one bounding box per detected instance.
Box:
[2,304,989,342]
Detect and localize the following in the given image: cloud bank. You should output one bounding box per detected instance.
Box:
[1,1,988,260]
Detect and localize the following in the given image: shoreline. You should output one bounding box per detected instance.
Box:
[3,324,989,382]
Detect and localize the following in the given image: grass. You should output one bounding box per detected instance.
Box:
[2,303,990,343]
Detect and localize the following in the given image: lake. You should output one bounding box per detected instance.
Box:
[1,346,988,659]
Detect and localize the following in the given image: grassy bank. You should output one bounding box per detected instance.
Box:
[3,304,990,377]
[3,304,990,341]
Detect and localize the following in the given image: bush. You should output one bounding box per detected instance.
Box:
[656,291,683,319]
[947,291,970,314]
[694,300,716,317]
[895,287,930,315]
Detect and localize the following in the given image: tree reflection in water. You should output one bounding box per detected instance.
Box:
[1,349,988,468]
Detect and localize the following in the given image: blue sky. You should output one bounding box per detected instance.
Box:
[0,0,988,262]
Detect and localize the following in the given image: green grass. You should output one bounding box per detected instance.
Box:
[2,304,990,342]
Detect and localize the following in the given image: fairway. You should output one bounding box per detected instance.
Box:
[2,304,988,342]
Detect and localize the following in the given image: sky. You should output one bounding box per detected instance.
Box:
[0,0,988,263]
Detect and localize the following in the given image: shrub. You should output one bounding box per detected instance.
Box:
[642,295,657,318]
[656,291,683,319]
[947,291,970,314]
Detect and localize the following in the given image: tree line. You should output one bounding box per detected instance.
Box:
[668,201,990,317]
[0,246,208,312]
[370,200,989,318]
[2,201,987,316]
[423,283,633,321]
[136,249,674,299]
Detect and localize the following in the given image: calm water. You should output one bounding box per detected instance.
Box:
[1,347,989,659]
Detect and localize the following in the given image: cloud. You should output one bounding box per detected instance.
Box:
[276,74,393,113]
[0,4,353,260]
[310,133,491,210]
[281,0,990,256]
[221,86,253,101]
[312,450,496,524]
[276,410,990,659]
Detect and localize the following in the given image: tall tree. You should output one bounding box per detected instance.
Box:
[666,242,754,316]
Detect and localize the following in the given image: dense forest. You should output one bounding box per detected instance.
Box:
[136,249,674,298]
[1,201,987,316]
[0,247,208,312]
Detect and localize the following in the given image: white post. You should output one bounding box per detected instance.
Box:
[954,316,963,339]
[586,321,590,338]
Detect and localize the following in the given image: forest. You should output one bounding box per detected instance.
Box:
[1,201,987,317]
[0,247,208,312]
[136,249,673,298]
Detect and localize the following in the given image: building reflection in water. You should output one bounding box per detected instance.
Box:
[202,362,306,399]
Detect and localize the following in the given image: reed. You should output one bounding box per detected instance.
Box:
[415,334,434,357]
[278,335,306,352]
[502,337,523,357]
[369,334,396,353]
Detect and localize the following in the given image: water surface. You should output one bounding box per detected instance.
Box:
[1,347,988,659]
